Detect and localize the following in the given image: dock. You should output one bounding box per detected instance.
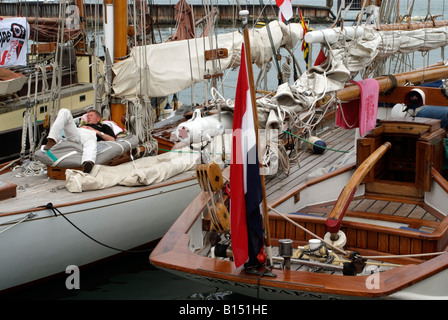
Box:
[0,2,334,26]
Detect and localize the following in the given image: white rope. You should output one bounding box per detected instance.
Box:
[13,160,47,177]
[0,213,36,235]
[268,205,347,255]
[281,58,291,84]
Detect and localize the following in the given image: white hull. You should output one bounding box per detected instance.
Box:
[0,76,27,97]
[0,177,199,292]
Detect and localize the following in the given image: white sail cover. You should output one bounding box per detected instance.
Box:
[65,148,201,192]
[295,25,448,96]
[112,21,303,98]
[377,26,448,56]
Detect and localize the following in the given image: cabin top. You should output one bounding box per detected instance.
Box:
[357,117,447,198]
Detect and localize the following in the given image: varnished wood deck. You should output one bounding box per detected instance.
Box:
[300,198,440,223]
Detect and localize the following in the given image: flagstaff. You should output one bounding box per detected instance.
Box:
[239,9,274,269]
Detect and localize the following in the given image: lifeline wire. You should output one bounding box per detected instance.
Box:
[0,213,36,235]
[40,203,153,254]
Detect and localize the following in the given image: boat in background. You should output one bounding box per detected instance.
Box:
[0,68,27,98]
[0,9,99,163]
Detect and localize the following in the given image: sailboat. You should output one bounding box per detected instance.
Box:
[0,0,304,292]
[0,0,200,293]
[150,2,448,299]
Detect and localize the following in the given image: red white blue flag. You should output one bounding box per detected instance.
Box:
[230,43,264,269]
[276,0,293,22]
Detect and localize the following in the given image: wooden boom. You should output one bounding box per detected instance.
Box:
[326,142,392,239]
[320,63,448,105]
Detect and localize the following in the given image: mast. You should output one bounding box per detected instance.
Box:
[105,0,127,127]
[319,63,448,105]
[74,0,87,53]
[240,10,273,266]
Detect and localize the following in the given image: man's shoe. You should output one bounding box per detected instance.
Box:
[82,161,94,173]
[44,138,56,150]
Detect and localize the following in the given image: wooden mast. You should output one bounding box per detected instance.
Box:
[110,0,127,127]
[74,0,87,54]
[319,63,448,106]
[240,10,273,266]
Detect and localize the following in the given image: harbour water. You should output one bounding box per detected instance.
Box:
[1,0,447,302]
[1,249,249,300]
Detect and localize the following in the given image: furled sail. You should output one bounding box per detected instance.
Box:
[293,24,448,95]
[111,21,303,98]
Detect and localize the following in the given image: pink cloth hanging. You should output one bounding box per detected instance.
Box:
[336,79,379,136]
[336,98,359,129]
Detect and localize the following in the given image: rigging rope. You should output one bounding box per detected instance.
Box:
[0,213,36,235]
[40,203,153,253]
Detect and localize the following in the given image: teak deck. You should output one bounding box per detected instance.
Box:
[265,126,357,202]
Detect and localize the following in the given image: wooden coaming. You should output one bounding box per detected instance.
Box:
[321,64,448,106]
[268,197,448,264]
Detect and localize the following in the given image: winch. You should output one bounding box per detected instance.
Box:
[293,239,339,265]
[278,239,293,269]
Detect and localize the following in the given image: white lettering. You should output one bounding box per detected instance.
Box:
[179,304,213,317]
[366,271,380,290]
[65,265,80,290]
[66,5,80,30]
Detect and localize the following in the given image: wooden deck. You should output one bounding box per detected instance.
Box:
[268,194,447,263]
[299,198,440,225]
[0,163,197,215]
[260,123,448,263]
[265,127,357,202]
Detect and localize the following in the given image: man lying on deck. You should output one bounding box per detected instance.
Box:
[44,109,116,173]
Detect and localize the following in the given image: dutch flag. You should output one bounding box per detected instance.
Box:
[230,43,264,269]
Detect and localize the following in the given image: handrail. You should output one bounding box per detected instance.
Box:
[326,142,392,240]
[431,167,448,194]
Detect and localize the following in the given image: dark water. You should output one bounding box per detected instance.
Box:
[0,248,251,300]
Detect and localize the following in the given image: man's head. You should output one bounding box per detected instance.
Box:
[86,110,102,125]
